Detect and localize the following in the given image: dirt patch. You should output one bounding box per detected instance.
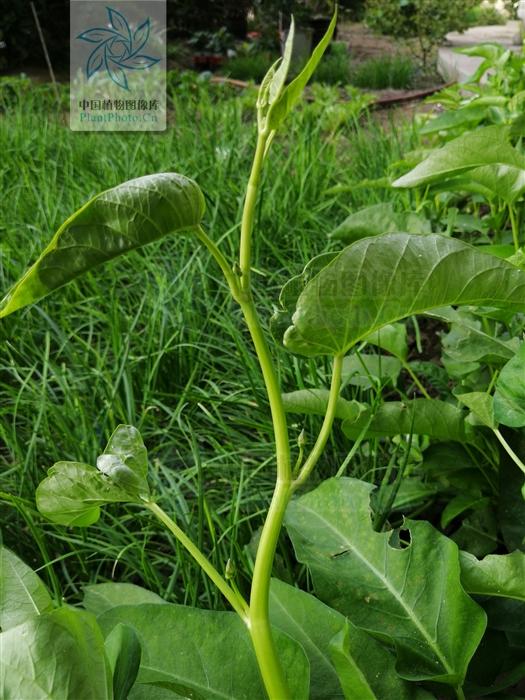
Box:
[338,22,407,62]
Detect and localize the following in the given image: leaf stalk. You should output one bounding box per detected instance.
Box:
[145,501,249,622]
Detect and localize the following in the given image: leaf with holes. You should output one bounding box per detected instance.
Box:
[285,477,486,688]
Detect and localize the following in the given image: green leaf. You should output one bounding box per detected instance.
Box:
[456,392,496,429]
[499,447,525,551]
[282,388,365,421]
[36,425,152,526]
[278,233,525,357]
[341,353,402,390]
[0,606,112,699]
[464,163,525,205]
[342,399,475,443]
[442,313,517,368]
[0,173,205,318]
[460,551,525,601]
[105,623,142,700]
[329,203,431,243]
[129,685,182,699]
[0,546,53,630]
[440,494,490,529]
[285,477,486,686]
[452,506,499,557]
[83,582,166,616]
[494,343,525,427]
[268,9,337,130]
[364,322,408,361]
[393,126,522,189]
[329,622,417,700]
[35,461,139,526]
[98,603,309,700]
[97,424,149,498]
[269,578,345,699]
[419,104,489,136]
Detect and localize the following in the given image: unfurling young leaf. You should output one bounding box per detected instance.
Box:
[36,425,150,526]
[0,173,205,318]
[257,9,337,134]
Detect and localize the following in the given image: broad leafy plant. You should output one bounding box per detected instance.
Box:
[2,12,525,699]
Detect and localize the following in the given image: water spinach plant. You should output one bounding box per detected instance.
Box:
[2,14,525,700]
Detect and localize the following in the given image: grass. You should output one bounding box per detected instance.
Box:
[224,52,277,82]
[312,42,351,85]
[0,75,415,607]
[352,55,416,90]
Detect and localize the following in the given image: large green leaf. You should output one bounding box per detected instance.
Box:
[285,478,486,687]
[0,173,205,318]
[0,546,53,630]
[277,234,525,357]
[36,462,140,526]
[0,606,112,699]
[392,126,523,189]
[329,203,431,243]
[342,399,475,443]
[460,551,525,601]
[494,343,525,427]
[97,603,309,700]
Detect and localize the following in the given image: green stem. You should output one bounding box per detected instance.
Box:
[248,480,292,700]
[508,205,520,252]
[401,360,431,400]
[239,297,293,699]
[236,128,294,699]
[292,354,343,491]
[239,132,267,293]
[493,428,525,475]
[145,501,249,621]
[195,225,241,299]
[455,685,466,700]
